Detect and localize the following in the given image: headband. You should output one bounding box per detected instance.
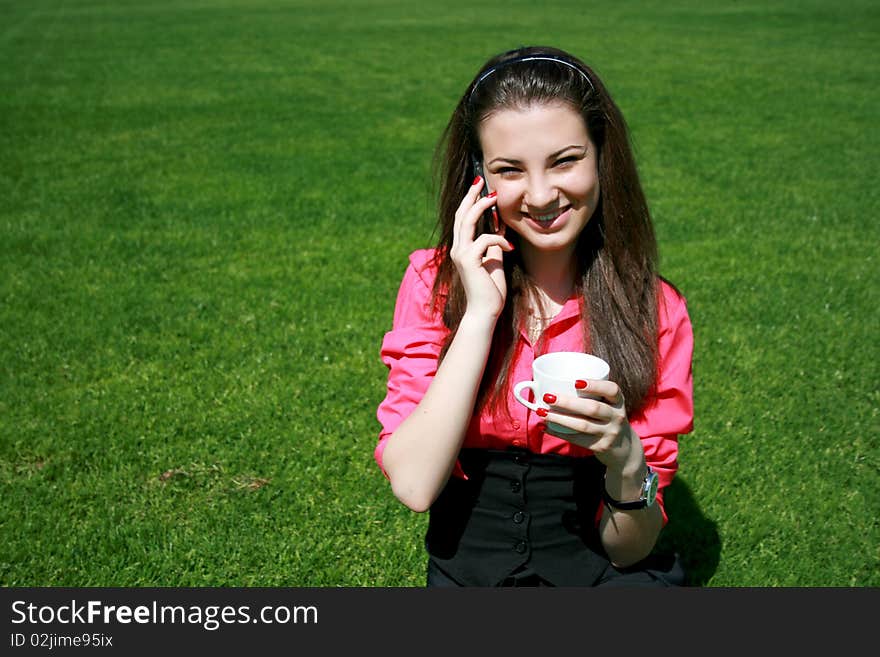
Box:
[468,54,595,106]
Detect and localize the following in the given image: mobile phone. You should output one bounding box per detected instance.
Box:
[471,155,499,235]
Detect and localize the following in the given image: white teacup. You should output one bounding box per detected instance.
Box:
[513,352,610,434]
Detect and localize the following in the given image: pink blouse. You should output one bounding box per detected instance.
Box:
[375,249,694,521]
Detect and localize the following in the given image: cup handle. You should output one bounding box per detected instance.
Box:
[513,381,539,411]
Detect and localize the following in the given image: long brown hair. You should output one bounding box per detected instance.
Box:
[431,46,659,416]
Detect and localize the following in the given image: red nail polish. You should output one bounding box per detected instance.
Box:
[575,380,588,390]
[488,191,497,198]
[536,408,548,418]
[472,175,482,186]
[542,393,556,404]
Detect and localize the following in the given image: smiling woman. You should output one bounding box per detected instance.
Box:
[373,46,694,587]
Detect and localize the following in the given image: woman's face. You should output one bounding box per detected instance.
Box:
[479,102,599,256]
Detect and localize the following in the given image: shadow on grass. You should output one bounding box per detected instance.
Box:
[656,476,721,586]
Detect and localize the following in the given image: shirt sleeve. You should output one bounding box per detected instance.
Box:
[374,250,451,477]
[629,281,695,523]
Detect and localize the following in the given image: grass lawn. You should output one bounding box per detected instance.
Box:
[1,0,877,586]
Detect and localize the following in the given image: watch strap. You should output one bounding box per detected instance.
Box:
[602,487,648,510]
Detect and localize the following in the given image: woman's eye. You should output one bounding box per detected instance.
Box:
[495,167,520,176]
[554,156,579,167]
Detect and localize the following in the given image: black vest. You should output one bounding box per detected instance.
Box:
[425,448,609,586]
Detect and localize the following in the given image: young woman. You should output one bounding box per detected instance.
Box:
[375,46,694,586]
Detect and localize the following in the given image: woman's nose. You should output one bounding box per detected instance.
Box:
[524,174,558,209]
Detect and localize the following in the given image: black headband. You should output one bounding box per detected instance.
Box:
[467,54,595,106]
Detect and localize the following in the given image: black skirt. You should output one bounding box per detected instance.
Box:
[425,447,684,587]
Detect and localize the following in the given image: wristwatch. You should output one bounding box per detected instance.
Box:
[602,466,659,510]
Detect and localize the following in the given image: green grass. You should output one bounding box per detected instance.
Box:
[1,0,877,587]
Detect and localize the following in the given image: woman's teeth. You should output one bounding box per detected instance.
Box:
[533,208,564,223]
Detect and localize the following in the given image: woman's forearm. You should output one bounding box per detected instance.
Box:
[381,313,497,512]
[599,504,663,567]
[598,452,664,566]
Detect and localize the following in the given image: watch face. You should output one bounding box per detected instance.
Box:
[646,473,659,505]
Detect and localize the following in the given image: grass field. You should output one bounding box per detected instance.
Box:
[1,0,877,587]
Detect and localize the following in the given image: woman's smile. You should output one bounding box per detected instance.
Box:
[524,205,572,229]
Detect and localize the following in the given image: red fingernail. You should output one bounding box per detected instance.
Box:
[472,175,482,186]
[575,380,588,390]
[536,408,548,417]
[506,240,514,250]
[542,393,556,404]
[488,191,497,198]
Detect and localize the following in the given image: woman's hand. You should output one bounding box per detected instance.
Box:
[449,176,513,321]
[538,379,644,474]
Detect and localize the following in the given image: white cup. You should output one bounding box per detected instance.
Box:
[513,352,610,434]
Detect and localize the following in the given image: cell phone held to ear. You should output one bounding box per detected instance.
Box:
[471,155,500,236]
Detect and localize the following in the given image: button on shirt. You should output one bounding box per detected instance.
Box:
[375,249,694,522]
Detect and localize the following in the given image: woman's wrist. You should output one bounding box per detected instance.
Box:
[603,427,648,502]
[458,309,499,336]
[603,464,648,504]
